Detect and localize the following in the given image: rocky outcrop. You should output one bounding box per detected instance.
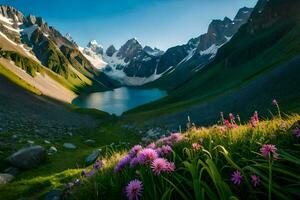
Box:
[0,5,25,24]
[7,145,47,169]
[0,173,14,184]
[117,38,143,63]
[147,7,253,89]
[106,45,117,57]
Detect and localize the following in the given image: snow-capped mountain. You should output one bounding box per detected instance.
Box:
[78,7,253,87]
[80,38,165,85]
[0,5,115,102]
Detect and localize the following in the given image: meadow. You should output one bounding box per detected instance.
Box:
[66,101,300,200]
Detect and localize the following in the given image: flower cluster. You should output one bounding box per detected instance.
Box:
[156,133,184,146]
[230,170,261,187]
[118,136,180,200]
[224,119,238,129]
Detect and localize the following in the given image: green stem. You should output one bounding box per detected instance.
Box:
[268,156,273,200]
[277,105,281,119]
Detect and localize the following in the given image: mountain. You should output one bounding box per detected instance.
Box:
[80,38,164,85]
[125,0,300,128]
[0,5,115,102]
[80,7,251,87]
[147,7,253,90]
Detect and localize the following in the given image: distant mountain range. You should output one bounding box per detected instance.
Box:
[125,0,300,128]
[78,7,253,86]
[0,4,253,99]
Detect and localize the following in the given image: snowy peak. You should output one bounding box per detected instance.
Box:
[86,39,104,55]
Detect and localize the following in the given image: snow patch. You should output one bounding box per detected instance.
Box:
[0,31,36,59]
[104,65,163,86]
[3,24,21,33]
[79,46,107,70]
[0,14,13,25]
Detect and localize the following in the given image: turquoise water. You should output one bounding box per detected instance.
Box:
[72,87,167,116]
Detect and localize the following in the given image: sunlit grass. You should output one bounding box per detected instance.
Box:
[70,114,300,200]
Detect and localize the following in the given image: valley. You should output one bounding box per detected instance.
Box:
[0,0,300,199]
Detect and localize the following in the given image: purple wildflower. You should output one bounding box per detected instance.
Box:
[231,170,242,185]
[260,144,279,160]
[129,145,143,157]
[125,179,143,200]
[93,160,104,170]
[137,148,158,165]
[130,157,139,168]
[115,155,131,173]
[82,169,96,178]
[293,128,300,138]
[160,145,173,156]
[251,175,261,187]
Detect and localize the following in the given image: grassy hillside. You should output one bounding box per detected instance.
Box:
[0,63,41,95]
[68,113,300,200]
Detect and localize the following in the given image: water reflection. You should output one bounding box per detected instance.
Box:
[72,87,167,116]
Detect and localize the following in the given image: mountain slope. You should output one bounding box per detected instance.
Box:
[124,0,300,128]
[0,5,115,102]
[147,7,253,90]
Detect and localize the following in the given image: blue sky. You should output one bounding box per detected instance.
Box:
[2,0,257,50]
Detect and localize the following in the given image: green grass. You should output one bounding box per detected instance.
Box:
[0,63,41,95]
[0,123,140,200]
[69,114,300,200]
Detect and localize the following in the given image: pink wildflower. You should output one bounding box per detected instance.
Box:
[251,175,261,187]
[260,144,279,160]
[125,179,143,200]
[192,143,201,150]
[147,143,156,149]
[231,170,242,185]
[151,158,168,175]
[229,113,235,120]
[165,162,175,173]
[151,158,175,175]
